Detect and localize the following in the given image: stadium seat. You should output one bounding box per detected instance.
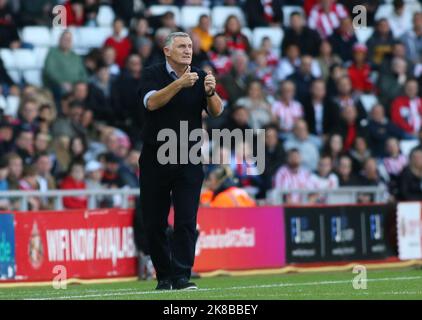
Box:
[211,6,246,30]
[355,27,374,44]
[97,5,115,27]
[282,6,305,27]
[359,94,378,113]
[241,27,253,44]
[180,6,211,30]
[0,49,16,69]
[76,26,113,49]
[21,26,51,47]
[252,27,284,49]
[14,49,38,70]
[374,4,392,20]
[23,70,42,87]
[33,47,49,67]
[148,5,181,25]
[400,140,419,157]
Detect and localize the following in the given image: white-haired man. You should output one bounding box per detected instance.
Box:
[138,32,223,290]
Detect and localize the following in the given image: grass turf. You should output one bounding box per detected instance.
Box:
[0,268,421,300]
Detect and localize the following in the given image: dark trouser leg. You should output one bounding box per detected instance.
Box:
[139,151,173,281]
[170,164,204,280]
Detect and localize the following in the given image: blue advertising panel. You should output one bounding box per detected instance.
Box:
[0,213,16,280]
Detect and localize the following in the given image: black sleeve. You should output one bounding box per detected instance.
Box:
[138,67,160,109]
[198,70,208,112]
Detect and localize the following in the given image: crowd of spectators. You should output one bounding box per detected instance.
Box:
[1,0,422,209]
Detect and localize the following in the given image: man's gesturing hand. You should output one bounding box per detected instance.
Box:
[178,66,199,88]
[204,70,216,95]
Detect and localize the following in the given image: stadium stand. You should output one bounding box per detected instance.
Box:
[1,0,422,213]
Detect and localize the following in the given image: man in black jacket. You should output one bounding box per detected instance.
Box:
[138,32,223,290]
[281,11,321,57]
[245,0,284,29]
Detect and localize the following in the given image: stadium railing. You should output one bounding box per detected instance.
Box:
[0,186,386,211]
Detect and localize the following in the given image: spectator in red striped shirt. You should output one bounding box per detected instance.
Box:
[308,0,349,39]
[271,80,304,134]
[273,148,313,204]
[391,78,422,136]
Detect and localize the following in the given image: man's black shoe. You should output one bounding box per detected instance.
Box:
[156,280,172,290]
[173,278,198,290]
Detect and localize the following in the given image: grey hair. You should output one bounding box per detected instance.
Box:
[164,32,190,48]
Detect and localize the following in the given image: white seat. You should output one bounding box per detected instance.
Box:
[14,49,38,70]
[148,5,181,25]
[241,27,253,44]
[0,49,16,69]
[252,27,284,49]
[21,26,51,47]
[180,6,211,30]
[211,6,246,29]
[97,5,115,27]
[359,94,378,113]
[76,26,113,49]
[282,6,305,27]
[375,4,393,20]
[23,70,42,86]
[355,27,374,44]
[400,140,420,157]
[33,47,49,67]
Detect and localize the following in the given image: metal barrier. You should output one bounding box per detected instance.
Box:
[0,188,139,211]
[266,186,388,205]
[0,186,387,211]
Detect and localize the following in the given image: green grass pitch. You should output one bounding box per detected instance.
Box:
[1,268,421,300]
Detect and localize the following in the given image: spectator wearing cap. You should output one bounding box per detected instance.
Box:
[191,15,213,53]
[60,159,87,209]
[328,17,358,63]
[85,160,110,208]
[366,18,395,67]
[282,11,322,57]
[43,30,88,97]
[391,78,422,137]
[347,43,374,94]
[245,0,283,29]
[308,0,349,39]
[401,12,422,65]
[101,152,125,188]
[104,18,133,68]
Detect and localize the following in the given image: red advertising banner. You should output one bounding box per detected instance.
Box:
[192,207,286,272]
[13,209,137,282]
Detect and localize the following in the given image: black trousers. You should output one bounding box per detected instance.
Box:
[139,144,204,281]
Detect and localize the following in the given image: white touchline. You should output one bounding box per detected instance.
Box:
[21,275,422,300]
